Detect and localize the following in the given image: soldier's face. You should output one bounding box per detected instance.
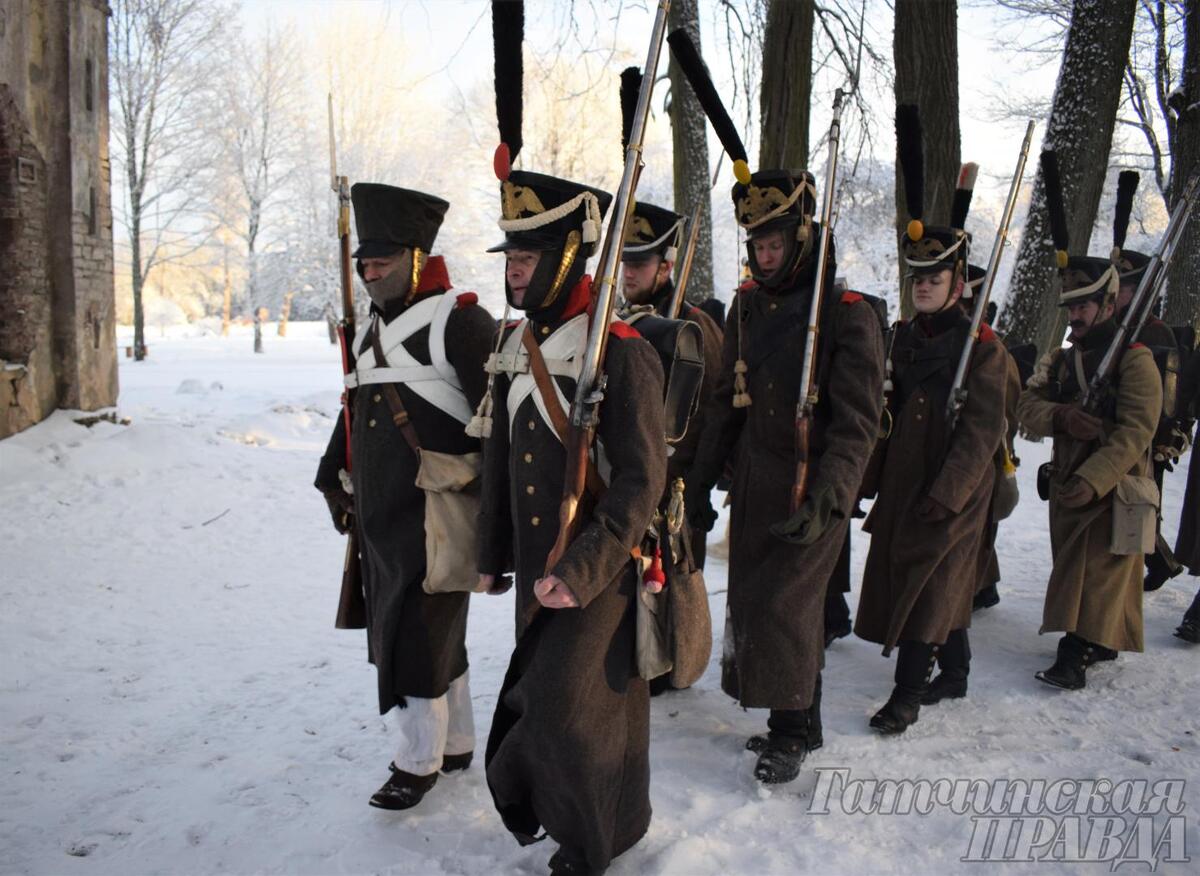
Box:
[911,269,962,314]
[361,250,411,283]
[506,249,542,306]
[751,231,787,274]
[1117,283,1135,312]
[621,256,671,304]
[1067,300,1109,339]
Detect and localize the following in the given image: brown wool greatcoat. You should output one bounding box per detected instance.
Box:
[855,313,1008,653]
[1016,329,1161,652]
[478,278,666,873]
[974,347,1024,593]
[315,272,496,713]
[690,279,884,711]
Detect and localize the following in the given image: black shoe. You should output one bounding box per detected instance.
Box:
[369,764,438,810]
[870,641,937,734]
[648,674,673,697]
[548,849,594,875]
[972,585,1000,611]
[922,672,968,704]
[1177,617,1200,643]
[440,751,473,774]
[746,728,823,754]
[1035,634,1101,690]
[1144,571,1169,592]
[1176,593,1200,643]
[753,734,807,784]
[922,629,970,705]
[870,690,921,734]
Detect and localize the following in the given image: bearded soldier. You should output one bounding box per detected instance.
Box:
[855,142,1008,733]
[1016,154,1161,688]
[314,184,496,809]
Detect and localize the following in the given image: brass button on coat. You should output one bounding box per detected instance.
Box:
[373,393,382,403]
[523,452,533,463]
[528,420,536,431]
[531,516,541,526]
[368,418,377,428]
[526,485,535,495]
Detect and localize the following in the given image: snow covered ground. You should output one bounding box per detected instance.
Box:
[2,323,1198,875]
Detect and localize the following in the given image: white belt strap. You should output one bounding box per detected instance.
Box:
[345,365,442,388]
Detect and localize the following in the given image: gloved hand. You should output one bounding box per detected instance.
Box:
[915,495,952,523]
[684,480,718,533]
[770,483,840,546]
[324,489,354,534]
[1057,476,1096,509]
[1053,404,1104,441]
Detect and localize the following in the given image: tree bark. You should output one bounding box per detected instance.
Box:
[668,0,715,303]
[998,0,1137,353]
[1163,0,1199,328]
[759,0,813,171]
[893,0,961,320]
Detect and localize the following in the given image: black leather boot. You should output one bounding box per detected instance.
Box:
[870,641,936,734]
[923,629,970,705]
[747,675,822,754]
[1035,633,1108,690]
[369,763,438,810]
[972,584,1000,611]
[1176,591,1200,644]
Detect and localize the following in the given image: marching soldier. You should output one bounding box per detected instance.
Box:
[1016,153,1161,689]
[674,32,883,784]
[855,144,1008,733]
[314,183,496,809]
[619,200,723,569]
[475,166,666,875]
[1109,173,1186,593]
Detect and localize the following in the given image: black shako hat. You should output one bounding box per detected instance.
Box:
[350,183,448,258]
[731,169,817,240]
[486,170,612,254]
[623,201,685,263]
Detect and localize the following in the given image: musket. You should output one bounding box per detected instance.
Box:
[789,87,849,515]
[543,0,672,575]
[1081,172,1200,415]
[669,153,724,318]
[945,119,1036,433]
[329,93,365,630]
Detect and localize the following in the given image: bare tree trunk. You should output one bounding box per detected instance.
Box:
[668,0,715,303]
[893,0,961,320]
[1163,0,1199,328]
[998,0,1137,353]
[759,0,813,170]
[254,307,265,354]
[130,202,147,361]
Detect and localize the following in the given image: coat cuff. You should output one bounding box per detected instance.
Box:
[552,524,633,609]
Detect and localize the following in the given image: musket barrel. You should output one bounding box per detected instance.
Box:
[945,119,1035,430]
[571,0,671,426]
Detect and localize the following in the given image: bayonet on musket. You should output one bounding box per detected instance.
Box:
[945,119,1036,433]
[543,0,674,574]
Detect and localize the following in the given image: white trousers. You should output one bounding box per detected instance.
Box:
[390,670,475,776]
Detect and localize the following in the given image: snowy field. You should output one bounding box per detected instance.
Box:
[2,322,1198,875]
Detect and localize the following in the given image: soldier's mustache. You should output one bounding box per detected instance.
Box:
[1068,320,1086,330]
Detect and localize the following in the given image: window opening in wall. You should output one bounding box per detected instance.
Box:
[88,186,97,235]
[85,59,94,112]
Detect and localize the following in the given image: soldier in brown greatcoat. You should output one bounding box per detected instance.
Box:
[474,167,666,875]
[685,166,884,783]
[1017,245,1161,689]
[314,184,496,810]
[855,148,1009,733]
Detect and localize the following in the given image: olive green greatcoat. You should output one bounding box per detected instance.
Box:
[1016,329,1162,652]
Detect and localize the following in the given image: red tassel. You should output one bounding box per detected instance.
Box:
[643,545,667,591]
